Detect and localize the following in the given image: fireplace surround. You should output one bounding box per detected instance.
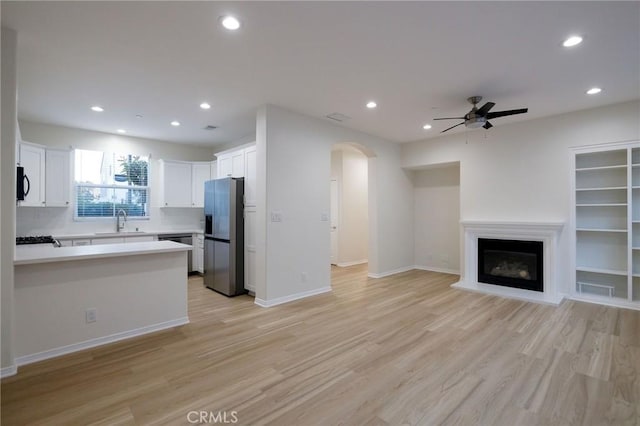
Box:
[453,221,564,305]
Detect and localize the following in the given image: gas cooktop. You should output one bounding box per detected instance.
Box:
[16,236,57,245]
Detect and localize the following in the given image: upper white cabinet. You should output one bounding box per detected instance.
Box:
[18,142,46,207]
[160,160,193,207]
[45,148,71,207]
[159,159,213,208]
[18,142,71,208]
[191,162,211,208]
[216,147,248,178]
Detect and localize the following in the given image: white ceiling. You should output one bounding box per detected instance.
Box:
[3,1,639,147]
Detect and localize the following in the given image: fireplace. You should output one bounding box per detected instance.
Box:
[454,221,563,305]
[478,238,543,292]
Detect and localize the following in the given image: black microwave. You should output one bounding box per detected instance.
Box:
[16,166,30,201]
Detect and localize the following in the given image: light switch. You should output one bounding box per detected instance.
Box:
[270,211,283,222]
[320,213,329,222]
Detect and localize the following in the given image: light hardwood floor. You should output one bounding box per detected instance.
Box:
[2,265,639,425]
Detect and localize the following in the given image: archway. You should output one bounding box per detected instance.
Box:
[330,142,376,284]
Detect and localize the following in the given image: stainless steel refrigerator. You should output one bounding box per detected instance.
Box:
[204,177,245,296]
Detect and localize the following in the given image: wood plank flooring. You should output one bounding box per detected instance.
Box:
[2,265,639,425]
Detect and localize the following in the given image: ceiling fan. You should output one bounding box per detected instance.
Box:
[434,96,528,133]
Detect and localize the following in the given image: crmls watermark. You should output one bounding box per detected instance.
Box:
[186,410,239,424]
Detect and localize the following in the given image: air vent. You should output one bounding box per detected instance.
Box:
[203,125,218,130]
[325,113,351,122]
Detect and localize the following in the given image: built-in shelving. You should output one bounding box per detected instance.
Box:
[573,144,640,308]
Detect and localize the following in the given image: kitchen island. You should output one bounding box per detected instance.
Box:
[14,241,191,367]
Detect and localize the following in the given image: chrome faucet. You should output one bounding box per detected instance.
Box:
[116,209,127,232]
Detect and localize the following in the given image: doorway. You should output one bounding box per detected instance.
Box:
[330,144,369,268]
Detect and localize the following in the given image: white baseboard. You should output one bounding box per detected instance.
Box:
[255,287,332,308]
[1,364,17,378]
[568,295,640,311]
[15,317,190,367]
[367,265,414,279]
[413,265,460,275]
[336,259,368,268]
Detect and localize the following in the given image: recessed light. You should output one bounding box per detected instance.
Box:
[366,101,377,109]
[563,36,583,47]
[117,129,126,134]
[170,121,181,126]
[423,124,432,130]
[200,102,211,110]
[221,15,241,31]
[586,87,602,95]
[91,106,104,112]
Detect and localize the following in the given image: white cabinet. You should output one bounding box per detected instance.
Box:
[95,237,125,245]
[45,149,71,207]
[18,143,71,208]
[160,160,193,207]
[194,233,204,273]
[191,162,211,208]
[216,147,248,178]
[160,160,213,208]
[19,143,46,206]
[572,142,640,309]
[244,145,257,207]
[217,155,232,178]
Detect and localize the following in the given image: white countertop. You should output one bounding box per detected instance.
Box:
[15,241,192,266]
[53,229,204,240]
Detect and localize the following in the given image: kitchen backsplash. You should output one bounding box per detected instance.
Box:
[16,206,204,236]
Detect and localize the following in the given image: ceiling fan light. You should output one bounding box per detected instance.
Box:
[466,121,485,129]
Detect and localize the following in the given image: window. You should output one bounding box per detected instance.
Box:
[74,149,150,219]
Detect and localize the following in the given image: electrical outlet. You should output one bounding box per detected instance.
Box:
[301,272,308,283]
[85,308,97,323]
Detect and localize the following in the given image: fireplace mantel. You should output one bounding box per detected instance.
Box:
[452,220,565,305]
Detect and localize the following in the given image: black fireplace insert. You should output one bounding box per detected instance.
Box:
[478,238,543,292]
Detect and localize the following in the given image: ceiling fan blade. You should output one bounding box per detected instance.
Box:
[441,122,465,133]
[476,102,496,116]
[483,121,493,130]
[486,108,528,119]
[433,117,464,121]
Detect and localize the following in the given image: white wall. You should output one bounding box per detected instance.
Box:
[17,121,215,236]
[14,250,188,362]
[402,100,640,294]
[331,146,368,266]
[1,27,18,374]
[255,105,414,303]
[413,164,460,274]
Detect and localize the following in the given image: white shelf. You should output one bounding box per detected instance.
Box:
[576,203,627,207]
[576,186,627,191]
[576,165,627,172]
[576,228,627,233]
[574,144,640,309]
[576,266,628,276]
